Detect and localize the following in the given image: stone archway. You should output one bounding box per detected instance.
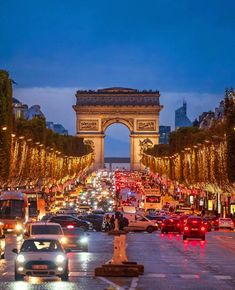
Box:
[73,87,163,170]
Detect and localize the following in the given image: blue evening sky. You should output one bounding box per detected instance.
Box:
[1,0,235,156]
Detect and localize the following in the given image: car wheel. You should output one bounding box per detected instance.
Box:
[15,272,24,281]
[146,226,154,233]
[183,235,187,240]
[60,268,69,281]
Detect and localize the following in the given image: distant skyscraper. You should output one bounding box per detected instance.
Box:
[159,125,171,144]
[175,101,192,130]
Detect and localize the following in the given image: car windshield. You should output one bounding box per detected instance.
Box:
[31,225,63,235]
[63,228,85,235]
[21,239,63,252]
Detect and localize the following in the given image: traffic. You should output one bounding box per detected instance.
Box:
[0,169,234,288]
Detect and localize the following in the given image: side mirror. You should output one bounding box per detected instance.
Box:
[12,249,18,254]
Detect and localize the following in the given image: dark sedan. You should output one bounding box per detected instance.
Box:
[161,217,181,234]
[62,226,89,252]
[48,215,92,231]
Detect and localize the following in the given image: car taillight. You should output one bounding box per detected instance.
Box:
[162,223,165,226]
[177,223,180,226]
[67,225,74,229]
[201,227,205,232]
[184,226,189,231]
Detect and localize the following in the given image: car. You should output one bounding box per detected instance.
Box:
[62,226,89,251]
[24,222,67,245]
[183,216,206,240]
[0,224,6,259]
[124,214,158,233]
[12,238,69,281]
[48,215,92,231]
[78,214,103,231]
[202,217,212,231]
[217,218,234,230]
[161,217,181,234]
[146,215,167,228]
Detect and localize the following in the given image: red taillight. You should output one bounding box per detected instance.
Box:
[177,223,180,226]
[192,221,198,224]
[67,225,74,229]
[162,223,165,226]
[184,226,189,231]
[201,227,205,232]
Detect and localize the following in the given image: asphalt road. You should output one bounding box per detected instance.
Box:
[0,230,235,290]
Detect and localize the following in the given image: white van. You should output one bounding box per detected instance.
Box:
[124,214,158,233]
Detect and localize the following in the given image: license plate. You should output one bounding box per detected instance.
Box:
[32,265,48,270]
[191,228,198,231]
[68,244,77,247]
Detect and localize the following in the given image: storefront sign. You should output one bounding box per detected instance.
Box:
[208,200,213,211]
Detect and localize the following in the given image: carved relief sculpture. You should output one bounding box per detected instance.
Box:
[79,120,99,131]
[137,120,156,131]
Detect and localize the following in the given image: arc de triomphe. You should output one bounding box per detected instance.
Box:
[73,87,162,170]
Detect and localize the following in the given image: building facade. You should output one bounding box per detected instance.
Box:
[159,125,171,144]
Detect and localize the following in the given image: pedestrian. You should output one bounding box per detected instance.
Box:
[118,213,124,230]
[105,214,111,232]
[110,214,115,230]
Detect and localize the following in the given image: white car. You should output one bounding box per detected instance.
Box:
[24,222,67,245]
[124,214,158,233]
[218,218,234,230]
[13,238,69,281]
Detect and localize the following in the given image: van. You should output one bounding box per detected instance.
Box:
[0,224,6,259]
[124,214,158,233]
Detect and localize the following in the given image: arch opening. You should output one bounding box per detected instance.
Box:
[104,123,130,170]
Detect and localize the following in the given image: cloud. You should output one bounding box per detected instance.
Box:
[14,87,223,138]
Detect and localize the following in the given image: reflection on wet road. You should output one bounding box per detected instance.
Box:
[0,231,235,289]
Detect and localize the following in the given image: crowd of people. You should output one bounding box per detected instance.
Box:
[104,212,129,231]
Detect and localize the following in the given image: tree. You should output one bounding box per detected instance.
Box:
[0,70,13,182]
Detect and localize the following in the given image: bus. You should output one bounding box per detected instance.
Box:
[143,188,163,213]
[23,191,46,221]
[0,191,28,234]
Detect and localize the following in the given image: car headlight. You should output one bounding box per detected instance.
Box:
[60,237,67,244]
[17,254,25,263]
[16,224,23,231]
[56,254,65,263]
[80,237,88,244]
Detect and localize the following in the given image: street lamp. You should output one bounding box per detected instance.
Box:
[1,126,7,131]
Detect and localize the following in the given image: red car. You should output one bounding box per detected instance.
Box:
[161,217,181,234]
[183,216,206,240]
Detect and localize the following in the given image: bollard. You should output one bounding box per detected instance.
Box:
[119,234,128,262]
[110,235,123,264]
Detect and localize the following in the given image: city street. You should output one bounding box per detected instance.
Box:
[0,230,235,290]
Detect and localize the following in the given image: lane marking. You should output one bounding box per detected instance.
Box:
[180,274,200,279]
[146,273,166,278]
[69,271,93,277]
[129,277,139,290]
[97,276,125,290]
[214,275,232,280]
